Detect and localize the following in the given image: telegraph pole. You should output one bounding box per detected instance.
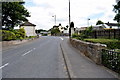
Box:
[69,0,71,37]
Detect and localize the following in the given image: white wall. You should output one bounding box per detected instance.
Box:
[21,26,36,37]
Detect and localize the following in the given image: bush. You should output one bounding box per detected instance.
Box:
[1,30,16,41]
[28,36,36,38]
[84,39,120,49]
[72,33,80,38]
[11,28,26,39]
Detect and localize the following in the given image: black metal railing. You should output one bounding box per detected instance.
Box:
[101,49,120,74]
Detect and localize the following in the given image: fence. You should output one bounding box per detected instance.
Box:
[79,29,120,39]
[101,49,120,74]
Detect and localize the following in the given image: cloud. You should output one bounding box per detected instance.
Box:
[24,0,117,30]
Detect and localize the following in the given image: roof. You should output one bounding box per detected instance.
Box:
[105,23,118,26]
[20,22,36,26]
[53,25,59,28]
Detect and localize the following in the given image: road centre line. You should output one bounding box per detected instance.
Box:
[22,50,33,56]
[0,63,9,69]
[22,48,36,56]
[60,37,64,40]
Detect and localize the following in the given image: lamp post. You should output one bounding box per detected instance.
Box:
[52,15,56,26]
[88,18,90,27]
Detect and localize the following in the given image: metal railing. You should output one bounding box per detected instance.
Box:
[101,49,120,74]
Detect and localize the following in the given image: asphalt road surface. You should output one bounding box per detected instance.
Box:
[1,36,119,79]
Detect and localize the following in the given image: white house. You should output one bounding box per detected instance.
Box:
[20,22,37,37]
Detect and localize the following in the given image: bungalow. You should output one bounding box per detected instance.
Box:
[20,22,37,37]
[105,22,119,29]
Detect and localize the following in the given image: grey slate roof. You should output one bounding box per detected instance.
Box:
[20,22,36,26]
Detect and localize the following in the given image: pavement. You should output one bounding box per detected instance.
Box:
[61,38,119,79]
[1,36,119,79]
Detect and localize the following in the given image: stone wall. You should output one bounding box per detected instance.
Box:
[1,38,35,47]
[70,38,107,64]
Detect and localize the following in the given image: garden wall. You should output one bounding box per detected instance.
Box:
[70,38,107,64]
[1,38,35,47]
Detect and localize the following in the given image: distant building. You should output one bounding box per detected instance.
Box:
[105,22,119,29]
[53,24,69,34]
[92,24,106,30]
[79,27,87,31]
[20,22,37,37]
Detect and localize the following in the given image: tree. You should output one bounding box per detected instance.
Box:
[2,2,30,30]
[51,28,60,36]
[96,20,104,25]
[70,22,74,28]
[113,1,120,24]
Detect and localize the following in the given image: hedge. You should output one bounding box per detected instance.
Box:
[0,30,16,41]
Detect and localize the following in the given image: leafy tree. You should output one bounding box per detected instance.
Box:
[35,29,47,33]
[96,20,104,25]
[113,1,120,24]
[80,26,93,39]
[2,2,30,30]
[66,25,69,28]
[70,22,74,28]
[51,28,60,36]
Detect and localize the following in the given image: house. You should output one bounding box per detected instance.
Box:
[53,24,69,34]
[20,22,37,37]
[92,24,106,30]
[105,22,119,29]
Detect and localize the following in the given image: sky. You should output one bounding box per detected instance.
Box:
[24,0,117,30]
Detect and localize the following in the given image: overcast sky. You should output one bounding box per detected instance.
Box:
[24,0,116,30]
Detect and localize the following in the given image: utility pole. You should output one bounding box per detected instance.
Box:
[88,18,90,27]
[52,15,56,26]
[69,0,71,37]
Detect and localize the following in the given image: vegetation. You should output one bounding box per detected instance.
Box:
[51,28,60,36]
[72,33,81,39]
[35,29,48,34]
[2,2,30,30]
[113,1,120,28]
[96,20,104,25]
[1,28,25,41]
[0,30,16,41]
[70,22,74,28]
[84,39,120,49]
[11,28,26,39]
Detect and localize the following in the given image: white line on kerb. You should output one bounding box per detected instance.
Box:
[0,63,9,69]
[60,37,64,40]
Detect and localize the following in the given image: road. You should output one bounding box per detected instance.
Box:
[1,36,119,79]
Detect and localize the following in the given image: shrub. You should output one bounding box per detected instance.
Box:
[1,30,16,41]
[72,33,80,38]
[84,39,120,49]
[11,28,26,39]
[28,36,36,38]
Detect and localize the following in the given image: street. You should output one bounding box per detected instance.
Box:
[1,36,118,79]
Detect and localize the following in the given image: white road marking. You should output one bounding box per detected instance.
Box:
[22,48,36,56]
[60,37,64,40]
[22,50,33,56]
[0,63,9,69]
[33,48,36,50]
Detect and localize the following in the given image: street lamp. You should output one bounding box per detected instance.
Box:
[88,18,90,27]
[52,15,56,26]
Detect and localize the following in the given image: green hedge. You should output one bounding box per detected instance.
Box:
[84,39,120,49]
[1,30,16,41]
